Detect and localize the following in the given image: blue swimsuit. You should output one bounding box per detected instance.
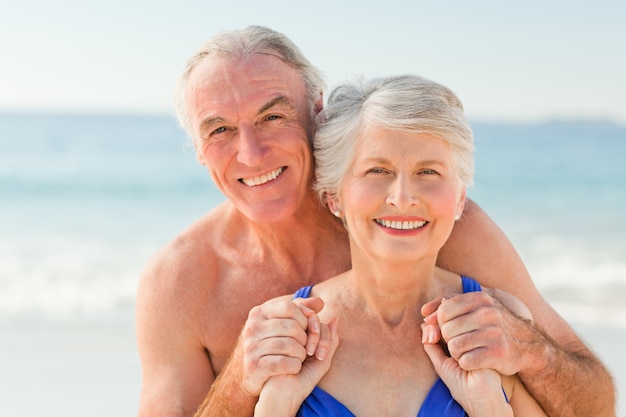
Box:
[293,276,482,417]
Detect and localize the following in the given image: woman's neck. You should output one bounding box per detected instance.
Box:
[342,255,439,327]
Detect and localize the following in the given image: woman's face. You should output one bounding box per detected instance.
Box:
[332,128,465,264]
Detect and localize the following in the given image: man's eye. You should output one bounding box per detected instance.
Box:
[212,126,227,135]
[265,114,282,121]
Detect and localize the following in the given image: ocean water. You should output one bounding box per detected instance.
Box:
[470,121,626,328]
[1,113,625,328]
[0,113,222,318]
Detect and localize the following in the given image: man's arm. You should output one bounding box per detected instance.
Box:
[436,198,616,417]
[509,310,615,417]
[254,317,339,417]
[136,255,215,417]
[194,296,328,417]
[193,343,255,417]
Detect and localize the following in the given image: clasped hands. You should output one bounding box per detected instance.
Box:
[242,290,531,408]
[241,296,338,402]
[421,290,531,413]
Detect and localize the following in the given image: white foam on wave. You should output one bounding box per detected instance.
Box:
[548,301,626,330]
[515,233,626,328]
[2,225,624,330]
[0,235,157,317]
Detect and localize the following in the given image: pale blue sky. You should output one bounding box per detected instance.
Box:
[2,0,625,123]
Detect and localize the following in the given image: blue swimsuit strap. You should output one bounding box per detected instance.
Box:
[296,277,479,299]
[293,285,314,299]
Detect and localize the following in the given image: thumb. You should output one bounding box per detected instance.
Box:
[422,323,453,376]
[326,317,340,358]
[313,317,340,363]
[423,340,449,376]
[294,296,325,315]
[301,318,339,384]
[421,298,442,320]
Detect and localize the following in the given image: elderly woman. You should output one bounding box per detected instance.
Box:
[254,75,547,417]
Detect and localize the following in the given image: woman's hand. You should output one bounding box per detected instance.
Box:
[255,318,339,417]
[422,321,512,417]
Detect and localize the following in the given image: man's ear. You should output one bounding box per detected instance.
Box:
[314,91,324,115]
[194,140,206,166]
[196,153,205,166]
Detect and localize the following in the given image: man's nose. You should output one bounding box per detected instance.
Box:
[236,126,269,166]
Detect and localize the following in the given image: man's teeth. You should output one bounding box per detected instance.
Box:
[376,219,427,230]
[241,167,284,186]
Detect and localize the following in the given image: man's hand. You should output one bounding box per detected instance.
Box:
[254,318,339,417]
[422,323,513,417]
[240,295,330,396]
[421,290,534,376]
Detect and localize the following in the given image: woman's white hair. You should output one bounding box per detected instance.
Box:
[314,74,474,204]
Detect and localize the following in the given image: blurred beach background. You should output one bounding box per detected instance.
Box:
[1,1,625,416]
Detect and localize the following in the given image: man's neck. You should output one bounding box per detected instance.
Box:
[241,201,349,283]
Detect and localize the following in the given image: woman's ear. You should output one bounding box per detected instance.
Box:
[455,188,467,220]
[326,193,343,218]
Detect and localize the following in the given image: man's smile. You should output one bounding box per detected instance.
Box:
[240,166,286,186]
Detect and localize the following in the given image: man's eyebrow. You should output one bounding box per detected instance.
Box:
[198,96,295,138]
[258,96,295,114]
[199,117,225,138]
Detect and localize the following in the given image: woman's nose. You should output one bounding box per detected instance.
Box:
[385,175,419,211]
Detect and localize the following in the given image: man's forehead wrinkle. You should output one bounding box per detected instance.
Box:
[197,96,294,137]
[189,54,305,141]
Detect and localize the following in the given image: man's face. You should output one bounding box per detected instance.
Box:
[185,54,316,223]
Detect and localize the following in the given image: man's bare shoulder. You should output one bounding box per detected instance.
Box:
[136,203,243,416]
[139,201,237,297]
[136,201,252,363]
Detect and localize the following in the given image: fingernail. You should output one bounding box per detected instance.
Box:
[316,348,327,361]
[421,325,435,344]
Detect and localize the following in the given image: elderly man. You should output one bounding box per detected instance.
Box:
[137,26,615,417]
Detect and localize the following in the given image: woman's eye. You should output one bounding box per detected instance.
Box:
[368,167,387,174]
[420,169,438,175]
